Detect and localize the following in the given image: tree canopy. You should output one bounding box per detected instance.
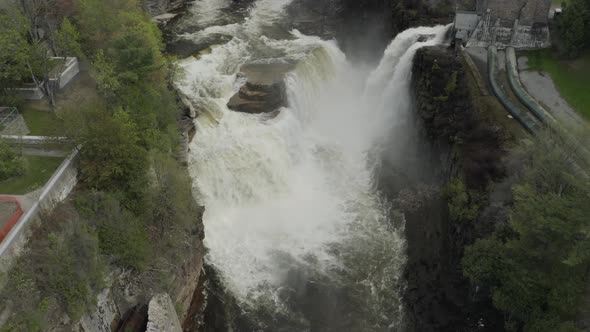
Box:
[463,137,590,331]
[557,0,590,57]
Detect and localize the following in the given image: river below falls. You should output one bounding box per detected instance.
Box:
[173,1,449,330]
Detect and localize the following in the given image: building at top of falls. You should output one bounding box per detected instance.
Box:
[452,0,552,49]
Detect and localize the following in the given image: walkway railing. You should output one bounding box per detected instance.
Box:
[0,107,18,132]
[0,149,79,268]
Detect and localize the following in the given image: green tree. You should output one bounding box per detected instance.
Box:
[445,177,483,223]
[463,138,590,331]
[54,17,82,58]
[0,139,24,181]
[0,204,105,329]
[557,0,590,57]
[145,153,202,241]
[0,12,34,91]
[60,101,148,203]
[76,192,150,270]
[77,0,177,150]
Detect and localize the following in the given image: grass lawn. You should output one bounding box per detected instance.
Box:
[524,49,590,120]
[20,103,63,136]
[0,156,64,195]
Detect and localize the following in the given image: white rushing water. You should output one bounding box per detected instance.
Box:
[176,1,449,328]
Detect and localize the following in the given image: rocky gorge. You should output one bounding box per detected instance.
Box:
[401,46,507,331]
[57,0,512,331]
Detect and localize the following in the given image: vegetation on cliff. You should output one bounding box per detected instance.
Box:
[413,46,589,332]
[410,46,507,331]
[0,0,201,329]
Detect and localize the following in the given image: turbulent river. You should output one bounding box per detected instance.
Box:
[174,1,449,330]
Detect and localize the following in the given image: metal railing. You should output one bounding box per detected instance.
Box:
[0,107,18,132]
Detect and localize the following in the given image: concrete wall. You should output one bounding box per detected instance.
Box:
[0,135,68,146]
[478,0,550,26]
[0,149,79,273]
[49,57,80,89]
[13,86,44,100]
[7,57,79,101]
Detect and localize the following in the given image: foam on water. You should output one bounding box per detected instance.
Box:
[177,1,450,327]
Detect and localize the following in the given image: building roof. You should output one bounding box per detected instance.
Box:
[455,12,480,31]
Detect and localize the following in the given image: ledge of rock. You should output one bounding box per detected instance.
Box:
[227,63,295,114]
[146,293,183,332]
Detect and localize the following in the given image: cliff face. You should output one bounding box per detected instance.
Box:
[401,46,507,332]
[286,0,454,61]
[77,209,205,332]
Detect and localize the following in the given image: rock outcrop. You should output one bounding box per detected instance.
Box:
[144,0,189,17]
[146,293,183,332]
[227,63,295,114]
[285,0,454,61]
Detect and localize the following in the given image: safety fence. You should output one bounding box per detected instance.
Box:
[0,149,78,270]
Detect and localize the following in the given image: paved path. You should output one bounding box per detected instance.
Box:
[518,56,588,132]
[519,71,584,130]
[12,193,38,212]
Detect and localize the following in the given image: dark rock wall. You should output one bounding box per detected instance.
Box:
[286,0,454,62]
[401,46,507,332]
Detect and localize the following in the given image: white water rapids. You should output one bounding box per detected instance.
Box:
[175,1,449,329]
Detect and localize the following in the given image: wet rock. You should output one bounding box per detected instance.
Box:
[227,63,295,114]
[144,0,189,17]
[153,13,179,26]
[166,34,233,58]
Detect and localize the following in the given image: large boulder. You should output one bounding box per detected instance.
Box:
[227,63,295,114]
[144,0,189,17]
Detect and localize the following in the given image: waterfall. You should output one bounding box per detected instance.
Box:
[176,1,449,328]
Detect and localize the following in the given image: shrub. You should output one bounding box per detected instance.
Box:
[76,191,151,271]
[445,177,483,223]
[0,140,24,181]
[0,204,105,329]
[462,135,590,331]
